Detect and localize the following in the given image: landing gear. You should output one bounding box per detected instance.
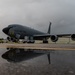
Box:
[7,37,19,42]
[43,40,48,43]
[43,38,48,43]
[24,36,35,43]
[7,37,11,41]
[27,40,35,43]
[23,40,35,43]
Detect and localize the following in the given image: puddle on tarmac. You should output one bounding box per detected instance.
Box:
[0,48,75,75]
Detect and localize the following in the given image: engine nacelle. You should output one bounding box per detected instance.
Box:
[71,34,75,41]
[51,35,58,42]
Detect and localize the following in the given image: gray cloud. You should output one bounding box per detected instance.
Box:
[0,0,75,37]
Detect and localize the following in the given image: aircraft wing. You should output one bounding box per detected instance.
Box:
[33,34,71,38]
[33,34,72,42]
[55,34,71,37]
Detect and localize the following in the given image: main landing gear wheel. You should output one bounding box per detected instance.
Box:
[43,40,48,43]
[27,40,35,43]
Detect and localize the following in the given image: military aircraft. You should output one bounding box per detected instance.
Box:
[2,22,75,43]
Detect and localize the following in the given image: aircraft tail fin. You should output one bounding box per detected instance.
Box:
[47,22,52,34]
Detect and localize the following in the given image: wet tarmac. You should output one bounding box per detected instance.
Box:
[0,48,75,75]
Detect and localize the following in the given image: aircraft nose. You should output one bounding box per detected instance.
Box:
[2,27,9,34]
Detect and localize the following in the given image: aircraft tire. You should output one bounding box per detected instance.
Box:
[27,40,35,43]
[43,40,48,43]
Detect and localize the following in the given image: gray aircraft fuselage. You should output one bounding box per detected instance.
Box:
[2,24,46,40]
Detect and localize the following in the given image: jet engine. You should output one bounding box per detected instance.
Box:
[71,34,75,41]
[51,35,58,42]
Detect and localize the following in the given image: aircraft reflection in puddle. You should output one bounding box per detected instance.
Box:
[2,48,51,64]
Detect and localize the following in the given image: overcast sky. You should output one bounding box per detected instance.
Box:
[0,0,75,37]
